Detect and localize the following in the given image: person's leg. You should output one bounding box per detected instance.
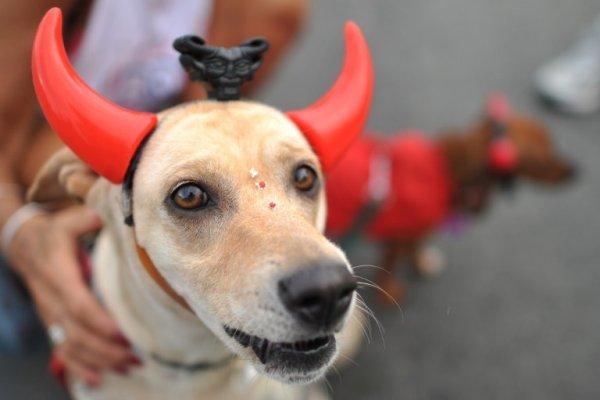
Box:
[535,14,600,115]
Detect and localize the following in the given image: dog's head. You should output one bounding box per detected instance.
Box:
[129,101,357,383]
[484,93,576,186]
[496,115,576,185]
[449,94,576,214]
[29,9,373,383]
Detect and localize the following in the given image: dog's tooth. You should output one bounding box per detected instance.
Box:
[224,326,253,347]
[260,339,269,363]
[224,326,237,338]
[239,332,251,347]
[252,338,269,364]
[264,341,271,362]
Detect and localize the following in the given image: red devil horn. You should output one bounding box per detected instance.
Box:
[286,22,374,173]
[32,8,157,183]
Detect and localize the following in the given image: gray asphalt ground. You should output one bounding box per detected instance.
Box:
[2,0,600,399]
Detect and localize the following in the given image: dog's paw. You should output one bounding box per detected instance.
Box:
[415,246,445,278]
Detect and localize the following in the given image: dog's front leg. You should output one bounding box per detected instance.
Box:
[376,240,412,304]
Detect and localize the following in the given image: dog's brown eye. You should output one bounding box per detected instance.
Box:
[294,165,318,192]
[172,183,209,210]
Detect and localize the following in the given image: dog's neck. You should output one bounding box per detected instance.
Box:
[92,185,234,372]
[437,124,496,213]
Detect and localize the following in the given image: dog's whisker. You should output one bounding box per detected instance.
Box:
[353,294,373,343]
[357,312,373,344]
[356,282,404,326]
[352,263,390,274]
[355,278,404,313]
[353,302,380,338]
[323,376,334,394]
[355,274,390,290]
[336,352,359,368]
[356,293,373,340]
[353,299,385,346]
[355,304,385,347]
[330,363,343,382]
[350,312,371,344]
[354,295,385,345]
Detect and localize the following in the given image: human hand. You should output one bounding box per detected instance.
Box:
[6,205,141,387]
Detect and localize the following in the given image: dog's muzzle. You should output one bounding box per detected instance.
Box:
[224,262,356,378]
[278,262,356,332]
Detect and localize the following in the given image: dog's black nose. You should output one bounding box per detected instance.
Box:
[278,263,356,330]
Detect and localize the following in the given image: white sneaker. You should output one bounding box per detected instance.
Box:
[535,15,600,115]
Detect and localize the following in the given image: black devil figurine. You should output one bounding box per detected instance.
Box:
[173,36,269,101]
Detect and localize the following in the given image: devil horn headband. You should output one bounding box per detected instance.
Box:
[32,8,374,182]
[286,22,374,171]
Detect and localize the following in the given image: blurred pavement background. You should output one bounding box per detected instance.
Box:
[2,0,600,398]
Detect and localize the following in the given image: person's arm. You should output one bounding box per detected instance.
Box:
[0,1,51,223]
[183,0,309,101]
[0,0,136,387]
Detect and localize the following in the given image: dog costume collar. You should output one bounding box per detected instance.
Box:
[486,93,518,176]
[485,93,518,191]
[32,8,374,179]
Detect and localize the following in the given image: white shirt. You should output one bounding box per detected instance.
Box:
[73,0,213,111]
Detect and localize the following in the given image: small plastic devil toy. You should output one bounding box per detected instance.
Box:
[174,35,269,101]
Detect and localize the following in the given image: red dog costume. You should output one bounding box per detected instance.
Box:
[326,132,452,240]
[326,93,516,241]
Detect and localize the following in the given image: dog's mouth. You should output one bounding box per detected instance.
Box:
[224,325,336,378]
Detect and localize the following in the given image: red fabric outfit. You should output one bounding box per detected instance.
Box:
[326,132,453,240]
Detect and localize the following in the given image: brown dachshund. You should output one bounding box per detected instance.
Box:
[325,94,575,303]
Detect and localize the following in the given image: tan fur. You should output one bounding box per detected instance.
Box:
[31,101,361,399]
[28,147,96,203]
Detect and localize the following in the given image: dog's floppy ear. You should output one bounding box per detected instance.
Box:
[28,147,99,203]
